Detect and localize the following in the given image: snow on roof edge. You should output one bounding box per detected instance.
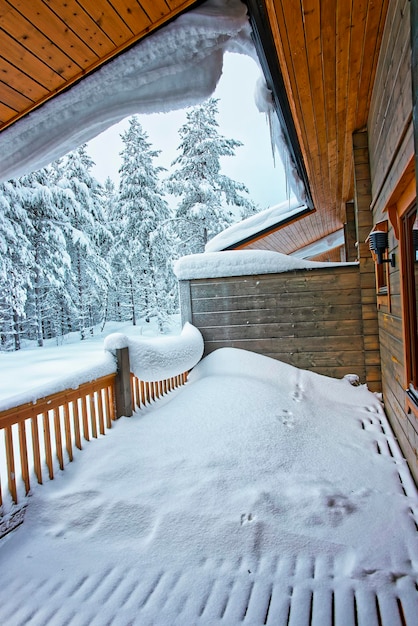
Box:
[205,198,307,252]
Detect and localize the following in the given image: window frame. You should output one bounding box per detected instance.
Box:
[400,203,418,402]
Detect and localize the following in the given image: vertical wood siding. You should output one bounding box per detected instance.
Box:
[368,0,418,482]
[180,265,368,382]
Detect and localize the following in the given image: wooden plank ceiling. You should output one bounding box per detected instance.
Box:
[0,0,389,256]
[0,0,200,132]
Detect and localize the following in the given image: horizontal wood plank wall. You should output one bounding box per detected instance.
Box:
[180,265,367,382]
[367,0,417,483]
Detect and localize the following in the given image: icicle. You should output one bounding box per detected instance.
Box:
[254,76,306,205]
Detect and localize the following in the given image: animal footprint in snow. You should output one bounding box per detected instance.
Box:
[292,384,304,402]
[324,494,356,526]
[240,513,255,526]
[278,409,295,428]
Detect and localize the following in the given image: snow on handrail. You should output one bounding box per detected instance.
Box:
[104,322,204,382]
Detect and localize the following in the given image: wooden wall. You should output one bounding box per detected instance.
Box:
[367,0,417,482]
[179,265,369,382]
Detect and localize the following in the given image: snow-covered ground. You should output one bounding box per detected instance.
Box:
[0,347,417,625]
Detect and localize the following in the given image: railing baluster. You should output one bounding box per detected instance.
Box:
[136,378,141,409]
[139,380,145,406]
[97,390,105,435]
[43,411,54,480]
[18,421,30,495]
[63,403,73,462]
[5,425,17,504]
[108,383,116,423]
[89,394,97,439]
[104,386,112,428]
[53,408,64,471]
[81,396,89,441]
[130,374,135,410]
[31,415,42,484]
[72,399,82,450]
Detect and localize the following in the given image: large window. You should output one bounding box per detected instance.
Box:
[402,203,418,403]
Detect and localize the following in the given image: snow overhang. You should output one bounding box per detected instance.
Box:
[0,0,254,182]
[205,198,312,252]
[0,0,313,208]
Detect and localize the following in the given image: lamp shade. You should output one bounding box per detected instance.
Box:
[369,231,388,264]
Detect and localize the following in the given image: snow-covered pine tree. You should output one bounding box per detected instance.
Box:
[0,180,33,350]
[117,116,174,331]
[100,177,119,329]
[166,97,257,255]
[19,167,71,346]
[56,146,112,340]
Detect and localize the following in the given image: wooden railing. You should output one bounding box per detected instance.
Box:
[130,372,188,411]
[0,374,117,509]
[0,369,190,520]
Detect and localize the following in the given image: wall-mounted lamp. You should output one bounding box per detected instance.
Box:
[369,231,396,267]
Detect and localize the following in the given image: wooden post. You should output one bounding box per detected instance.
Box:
[114,347,133,418]
[344,201,357,262]
[352,130,382,392]
[179,280,192,325]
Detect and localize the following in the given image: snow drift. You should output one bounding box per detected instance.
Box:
[104,322,204,381]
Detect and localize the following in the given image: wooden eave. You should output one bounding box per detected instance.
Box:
[0,0,202,133]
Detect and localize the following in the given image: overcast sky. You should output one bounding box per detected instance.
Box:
[87,53,290,212]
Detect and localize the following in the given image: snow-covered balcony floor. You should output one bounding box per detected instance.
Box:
[0,349,417,626]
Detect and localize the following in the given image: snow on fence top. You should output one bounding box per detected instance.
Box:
[174,249,356,280]
[104,322,204,382]
[0,354,116,413]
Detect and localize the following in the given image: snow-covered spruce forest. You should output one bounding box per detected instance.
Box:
[0,99,256,352]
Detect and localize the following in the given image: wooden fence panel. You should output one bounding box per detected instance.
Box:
[181,265,368,382]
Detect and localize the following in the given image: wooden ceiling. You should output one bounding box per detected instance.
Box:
[0,0,390,255]
[0,0,199,132]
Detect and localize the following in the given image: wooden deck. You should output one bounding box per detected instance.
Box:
[0,416,416,625]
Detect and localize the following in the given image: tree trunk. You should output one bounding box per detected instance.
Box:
[13,308,21,351]
[130,277,136,326]
[34,283,44,347]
